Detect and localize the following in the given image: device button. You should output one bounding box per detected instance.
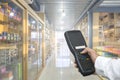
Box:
[86,58,90,60]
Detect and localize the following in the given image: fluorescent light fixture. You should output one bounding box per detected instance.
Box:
[32,21,35,24]
[62,12,66,16]
[10,12,14,17]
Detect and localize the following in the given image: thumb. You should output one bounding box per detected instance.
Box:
[81,48,88,54]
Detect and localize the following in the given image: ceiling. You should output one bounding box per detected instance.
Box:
[99,0,120,7]
[35,0,120,31]
[36,0,93,31]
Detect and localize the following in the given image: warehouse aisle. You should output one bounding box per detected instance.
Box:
[39,32,100,80]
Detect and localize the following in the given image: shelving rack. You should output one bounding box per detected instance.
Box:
[0,0,45,80]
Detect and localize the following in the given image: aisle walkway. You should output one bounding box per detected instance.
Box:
[39,32,100,80]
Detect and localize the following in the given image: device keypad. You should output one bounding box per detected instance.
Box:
[77,53,94,71]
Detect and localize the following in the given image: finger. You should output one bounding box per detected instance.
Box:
[74,62,80,72]
[74,62,78,68]
[74,64,78,68]
[81,48,88,54]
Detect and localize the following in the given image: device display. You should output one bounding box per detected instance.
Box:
[64,30,95,76]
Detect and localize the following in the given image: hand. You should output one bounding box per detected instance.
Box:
[81,47,99,63]
[74,47,98,74]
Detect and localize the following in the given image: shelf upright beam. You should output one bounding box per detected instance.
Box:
[88,10,93,48]
[22,9,28,80]
[42,23,45,67]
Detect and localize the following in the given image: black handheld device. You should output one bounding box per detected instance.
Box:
[64,30,95,76]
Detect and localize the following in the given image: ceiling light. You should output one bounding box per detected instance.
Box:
[10,12,14,17]
[32,21,35,24]
[62,12,66,16]
[62,10,66,17]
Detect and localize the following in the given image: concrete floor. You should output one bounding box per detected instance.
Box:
[39,32,100,80]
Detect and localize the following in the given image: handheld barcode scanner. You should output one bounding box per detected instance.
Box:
[64,30,95,76]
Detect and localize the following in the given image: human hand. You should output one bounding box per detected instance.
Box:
[81,47,99,63]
